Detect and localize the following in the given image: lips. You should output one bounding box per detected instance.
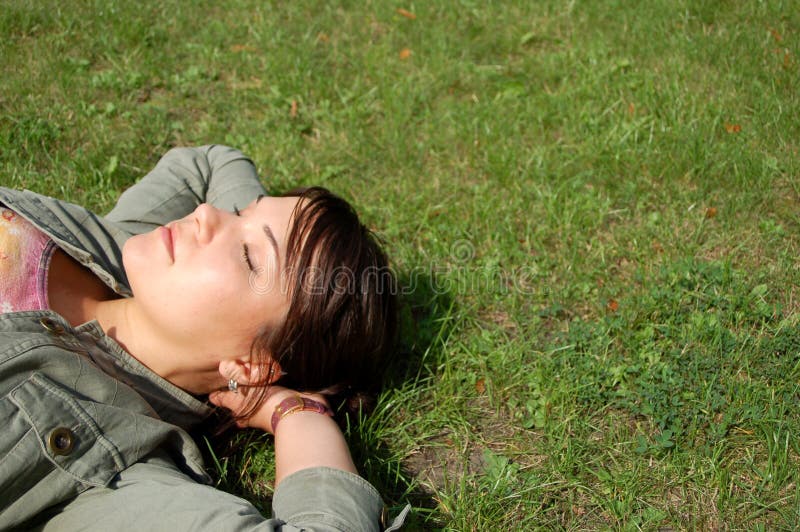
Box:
[160,225,174,261]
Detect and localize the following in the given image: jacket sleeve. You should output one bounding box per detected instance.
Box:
[105,145,266,235]
[34,455,385,532]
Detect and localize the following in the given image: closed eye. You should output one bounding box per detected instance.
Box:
[242,244,255,271]
[234,206,255,271]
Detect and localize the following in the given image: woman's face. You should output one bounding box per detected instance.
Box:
[122,195,301,358]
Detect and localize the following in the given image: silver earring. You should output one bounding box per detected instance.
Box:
[228,379,239,393]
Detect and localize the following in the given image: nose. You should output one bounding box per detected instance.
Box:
[194,203,220,245]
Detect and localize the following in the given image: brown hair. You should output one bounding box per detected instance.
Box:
[239,187,397,419]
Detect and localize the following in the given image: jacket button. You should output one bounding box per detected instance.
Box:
[39,317,65,335]
[48,427,75,456]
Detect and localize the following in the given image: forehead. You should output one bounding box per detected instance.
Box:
[248,196,302,233]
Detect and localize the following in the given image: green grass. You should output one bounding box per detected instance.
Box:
[3,0,800,529]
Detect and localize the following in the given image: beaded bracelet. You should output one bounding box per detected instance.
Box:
[270,395,333,433]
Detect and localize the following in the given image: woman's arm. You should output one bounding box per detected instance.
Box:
[106,145,266,234]
[35,450,385,532]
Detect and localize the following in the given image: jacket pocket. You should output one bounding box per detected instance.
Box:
[0,372,126,528]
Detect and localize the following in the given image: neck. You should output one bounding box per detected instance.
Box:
[93,298,226,394]
[47,249,116,328]
[48,249,227,394]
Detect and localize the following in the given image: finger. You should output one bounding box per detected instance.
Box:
[209,390,247,413]
[209,391,253,428]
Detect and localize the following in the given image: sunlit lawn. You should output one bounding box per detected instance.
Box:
[2,0,799,529]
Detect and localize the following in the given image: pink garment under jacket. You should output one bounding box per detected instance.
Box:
[0,206,56,314]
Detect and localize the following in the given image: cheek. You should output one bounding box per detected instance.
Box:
[237,279,286,324]
[247,267,284,297]
[256,289,291,331]
[191,260,251,307]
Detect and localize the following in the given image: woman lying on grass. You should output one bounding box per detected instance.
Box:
[0,145,407,531]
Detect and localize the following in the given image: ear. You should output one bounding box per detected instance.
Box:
[218,357,282,386]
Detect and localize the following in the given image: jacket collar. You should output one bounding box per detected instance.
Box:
[75,317,214,429]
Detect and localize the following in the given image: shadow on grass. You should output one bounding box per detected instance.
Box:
[198,270,456,527]
[350,270,457,527]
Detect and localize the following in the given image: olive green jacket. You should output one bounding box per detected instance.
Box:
[0,145,407,531]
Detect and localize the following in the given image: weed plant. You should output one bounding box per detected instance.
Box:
[2,0,799,529]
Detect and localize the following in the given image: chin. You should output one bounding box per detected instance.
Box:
[121,233,151,295]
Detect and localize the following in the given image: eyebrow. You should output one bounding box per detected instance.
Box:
[248,194,279,269]
[263,224,281,271]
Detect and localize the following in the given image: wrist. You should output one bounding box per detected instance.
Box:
[270,394,333,434]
